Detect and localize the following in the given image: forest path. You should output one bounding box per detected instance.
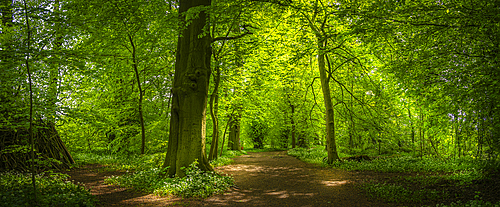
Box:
[195,150,385,207]
[68,151,389,206]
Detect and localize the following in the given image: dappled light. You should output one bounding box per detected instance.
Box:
[321,180,350,187]
[200,151,376,206]
[2,0,500,206]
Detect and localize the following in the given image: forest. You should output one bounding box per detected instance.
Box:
[1,0,500,206]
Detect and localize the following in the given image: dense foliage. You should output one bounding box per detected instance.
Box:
[1,0,499,203]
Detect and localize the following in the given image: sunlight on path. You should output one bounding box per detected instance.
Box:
[192,151,384,207]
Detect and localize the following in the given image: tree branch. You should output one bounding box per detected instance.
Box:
[212,30,253,42]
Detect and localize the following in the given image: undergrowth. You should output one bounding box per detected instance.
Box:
[288,147,496,175]
[288,146,500,206]
[72,151,165,171]
[76,150,245,198]
[104,160,234,198]
[0,172,96,207]
[210,149,247,167]
[363,181,445,203]
[73,149,247,170]
[435,200,500,207]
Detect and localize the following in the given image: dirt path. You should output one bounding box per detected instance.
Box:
[68,151,389,206]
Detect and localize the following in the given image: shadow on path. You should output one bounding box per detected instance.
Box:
[67,152,390,206]
[189,151,388,207]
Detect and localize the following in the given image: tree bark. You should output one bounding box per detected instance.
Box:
[128,33,147,155]
[291,104,296,148]
[220,116,232,157]
[22,0,37,202]
[47,0,61,123]
[228,117,241,150]
[317,36,340,164]
[162,0,213,177]
[208,65,221,160]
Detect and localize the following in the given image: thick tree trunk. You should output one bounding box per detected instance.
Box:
[162,0,213,177]
[317,36,340,164]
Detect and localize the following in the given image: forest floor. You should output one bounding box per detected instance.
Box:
[64,151,499,207]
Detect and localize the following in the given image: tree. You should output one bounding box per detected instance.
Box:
[62,0,174,155]
[294,0,342,163]
[1,0,75,172]
[162,0,213,177]
[354,0,500,157]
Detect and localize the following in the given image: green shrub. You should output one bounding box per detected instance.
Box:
[0,172,96,207]
[104,160,234,198]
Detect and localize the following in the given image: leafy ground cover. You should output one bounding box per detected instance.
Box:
[288,146,500,206]
[103,160,234,198]
[80,149,244,198]
[0,171,96,207]
[0,150,244,207]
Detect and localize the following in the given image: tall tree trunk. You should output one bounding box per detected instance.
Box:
[128,34,147,155]
[408,107,415,144]
[208,65,221,160]
[227,33,243,151]
[220,116,232,157]
[317,36,340,164]
[162,0,213,177]
[419,107,424,157]
[47,0,61,123]
[22,0,37,203]
[228,117,241,150]
[348,74,354,148]
[291,104,296,148]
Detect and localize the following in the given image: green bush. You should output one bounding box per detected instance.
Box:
[0,172,96,207]
[104,160,234,198]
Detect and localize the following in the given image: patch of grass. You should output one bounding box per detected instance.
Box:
[288,146,500,206]
[333,156,478,173]
[220,149,247,157]
[75,149,242,198]
[0,172,96,207]
[75,149,246,171]
[245,147,287,152]
[210,157,233,168]
[104,160,234,198]
[434,200,500,207]
[73,152,165,171]
[288,147,326,164]
[208,150,246,167]
[363,181,445,204]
